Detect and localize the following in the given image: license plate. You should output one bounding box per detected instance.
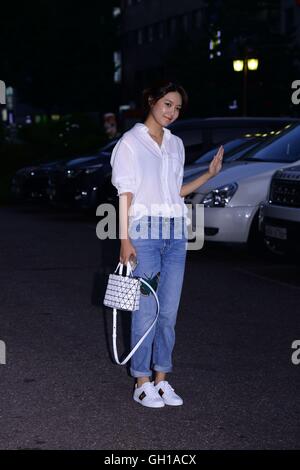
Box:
[265,224,287,240]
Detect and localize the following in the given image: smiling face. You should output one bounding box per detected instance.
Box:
[149,91,182,127]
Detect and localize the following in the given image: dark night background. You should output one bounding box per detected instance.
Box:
[1,1,300,454]
[1,0,299,116]
[0,1,118,113]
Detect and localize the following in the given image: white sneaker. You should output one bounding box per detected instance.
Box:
[133,381,165,408]
[154,381,183,406]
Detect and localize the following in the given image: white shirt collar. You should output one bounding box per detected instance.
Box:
[134,122,172,141]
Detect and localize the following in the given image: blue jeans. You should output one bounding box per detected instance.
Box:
[128,216,187,378]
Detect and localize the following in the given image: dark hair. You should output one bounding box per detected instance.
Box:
[142,79,188,115]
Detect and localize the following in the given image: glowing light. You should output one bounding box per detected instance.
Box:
[233,60,244,72]
[247,58,259,71]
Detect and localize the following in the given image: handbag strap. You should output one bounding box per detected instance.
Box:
[112,277,160,366]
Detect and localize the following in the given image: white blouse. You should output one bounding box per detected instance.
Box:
[110,122,190,224]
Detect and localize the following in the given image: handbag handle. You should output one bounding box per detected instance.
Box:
[114,261,133,277]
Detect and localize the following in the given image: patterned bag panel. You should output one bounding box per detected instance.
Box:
[103,274,141,311]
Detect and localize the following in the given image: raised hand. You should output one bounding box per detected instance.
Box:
[208,145,224,177]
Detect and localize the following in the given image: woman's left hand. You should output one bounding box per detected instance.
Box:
[208,145,224,177]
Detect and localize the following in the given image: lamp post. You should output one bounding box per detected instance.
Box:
[233,57,259,116]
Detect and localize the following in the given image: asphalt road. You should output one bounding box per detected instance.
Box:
[0,204,300,450]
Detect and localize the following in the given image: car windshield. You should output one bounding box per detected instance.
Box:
[194,138,246,163]
[99,140,118,153]
[239,124,300,163]
[225,139,267,162]
[194,137,264,164]
[66,156,98,167]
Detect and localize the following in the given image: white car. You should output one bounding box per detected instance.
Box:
[184,123,300,244]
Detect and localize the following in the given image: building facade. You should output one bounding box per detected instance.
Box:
[118,0,207,109]
[117,0,300,119]
[281,0,300,42]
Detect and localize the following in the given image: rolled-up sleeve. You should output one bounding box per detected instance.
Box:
[110,138,136,196]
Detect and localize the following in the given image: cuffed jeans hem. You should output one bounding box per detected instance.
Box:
[130,368,153,378]
[153,365,173,373]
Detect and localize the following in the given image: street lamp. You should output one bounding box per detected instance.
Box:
[233,57,259,115]
[247,58,259,71]
[233,60,244,72]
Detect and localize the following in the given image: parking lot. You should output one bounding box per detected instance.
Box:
[0,204,300,450]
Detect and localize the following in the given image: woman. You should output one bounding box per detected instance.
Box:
[110,80,223,408]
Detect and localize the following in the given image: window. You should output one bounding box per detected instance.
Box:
[159,22,164,40]
[148,25,153,43]
[285,7,294,33]
[192,10,202,29]
[182,14,189,32]
[113,7,121,17]
[125,31,135,47]
[153,23,160,41]
[113,51,122,84]
[170,17,177,35]
[137,29,143,45]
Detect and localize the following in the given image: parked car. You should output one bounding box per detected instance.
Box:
[11,160,64,202]
[168,117,299,164]
[184,123,300,245]
[10,139,118,204]
[258,164,300,255]
[47,140,118,209]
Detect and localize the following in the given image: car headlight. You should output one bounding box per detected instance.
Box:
[84,164,103,174]
[66,169,80,178]
[16,167,37,177]
[202,182,238,207]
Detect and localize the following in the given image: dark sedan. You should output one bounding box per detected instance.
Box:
[47,140,118,210]
[11,160,63,202]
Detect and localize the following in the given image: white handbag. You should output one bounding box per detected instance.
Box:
[103,261,160,365]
